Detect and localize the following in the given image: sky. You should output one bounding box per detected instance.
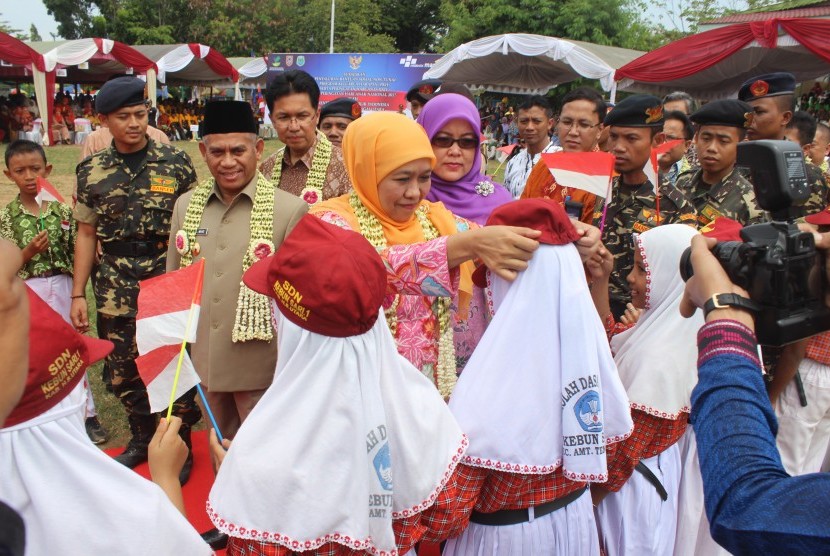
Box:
[2,0,61,40]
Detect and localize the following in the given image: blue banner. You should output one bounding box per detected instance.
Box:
[266,53,442,112]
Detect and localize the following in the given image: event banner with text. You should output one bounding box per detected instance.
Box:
[266,53,442,112]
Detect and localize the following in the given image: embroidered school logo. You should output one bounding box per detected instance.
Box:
[297,56,305,67]
[286,55,294,67]
[373,443,393,491]
[574,390,603,433]
[750,80,769,98]
[349,55,363,70]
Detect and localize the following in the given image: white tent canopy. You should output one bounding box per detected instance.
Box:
[423,33,642,99]
[228,57,268,100]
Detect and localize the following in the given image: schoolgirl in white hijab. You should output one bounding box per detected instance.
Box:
[595,223,704,556]
[208,216,467,555]
[0,289,211,556]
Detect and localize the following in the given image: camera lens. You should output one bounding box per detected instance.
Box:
[679,247,693,282]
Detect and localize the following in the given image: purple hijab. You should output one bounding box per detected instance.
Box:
[417,94,512,225]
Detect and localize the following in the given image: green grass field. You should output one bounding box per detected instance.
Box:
[1,138,507,448]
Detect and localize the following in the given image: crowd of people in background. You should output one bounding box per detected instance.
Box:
[1,67,830,556]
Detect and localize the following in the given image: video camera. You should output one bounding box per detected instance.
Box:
[679,140,830,346]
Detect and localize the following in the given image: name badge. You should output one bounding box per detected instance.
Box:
[196,228,208,236]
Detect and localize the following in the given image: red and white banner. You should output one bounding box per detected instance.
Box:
[541,151,616,198]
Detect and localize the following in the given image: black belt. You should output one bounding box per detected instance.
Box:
[31,269,64,279]
[469,487,586,526]
[101,239,168,257]
[635,461,668,501]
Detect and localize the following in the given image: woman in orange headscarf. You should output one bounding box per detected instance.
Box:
[311,112,542,397]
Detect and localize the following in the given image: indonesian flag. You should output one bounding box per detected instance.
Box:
[496,144,518,163]
[35,176,66,205]
[136,260,205,412]
[136,259,204,353]
[137,345,200,413]
[644,139,684,195]
[541,152,616,199]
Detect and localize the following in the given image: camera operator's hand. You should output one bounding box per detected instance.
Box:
[814,231,830,309]
[679,235,754,328]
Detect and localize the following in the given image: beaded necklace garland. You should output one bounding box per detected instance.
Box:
[271,132,333,206]
[176,172,276,343]
[349,192,457,398]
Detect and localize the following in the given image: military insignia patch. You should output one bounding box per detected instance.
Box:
[351,102,362,119]
[645,105,663,124]
[750,80,769,98]
[149,175,176,194]
[419,84,435,95]
[699,204,722,226]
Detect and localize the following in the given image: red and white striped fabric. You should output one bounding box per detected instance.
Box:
[136,259,204,413]
[35,176,66,205]
[540,151,616,198]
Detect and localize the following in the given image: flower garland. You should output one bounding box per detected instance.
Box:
[349,192,457,398]
[271,131,332,206]
[177,172,276,343]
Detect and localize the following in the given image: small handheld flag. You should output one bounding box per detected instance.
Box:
[540,151,616,198]
[643,139,684,222]
[35,176,66,205]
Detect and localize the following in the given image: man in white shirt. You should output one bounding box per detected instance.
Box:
[503,95,557,198]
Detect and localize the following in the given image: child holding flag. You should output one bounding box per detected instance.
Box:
[0,139,107,444]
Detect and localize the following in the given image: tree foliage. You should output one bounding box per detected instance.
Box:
[38,0,783,57]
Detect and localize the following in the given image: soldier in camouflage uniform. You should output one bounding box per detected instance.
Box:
[70,77,201,479]
[676,99,766,227]
[593,94,697,318]
[739,72,829,219]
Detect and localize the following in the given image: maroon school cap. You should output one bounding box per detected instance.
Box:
[243,215,387,337]
[472,199,581,288]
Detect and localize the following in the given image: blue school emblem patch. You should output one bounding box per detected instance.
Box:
[373,443,393,491]
[574,390,603,433]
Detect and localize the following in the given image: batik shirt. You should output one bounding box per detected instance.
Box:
[0,196,75,280]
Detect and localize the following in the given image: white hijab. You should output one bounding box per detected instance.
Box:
[0,382,211,556]
[208,311,466,555]
[610,224,704,418]
[449,243,633,483]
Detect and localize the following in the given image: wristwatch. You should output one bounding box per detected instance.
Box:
[702,293,760,318]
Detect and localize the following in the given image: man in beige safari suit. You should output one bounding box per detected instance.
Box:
[166,100,307,439]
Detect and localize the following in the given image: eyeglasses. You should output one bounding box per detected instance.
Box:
[273,113,315,127]
[558,119,601,132]
[431,136,479,150]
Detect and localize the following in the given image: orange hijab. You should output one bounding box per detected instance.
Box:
[312,112,473,307]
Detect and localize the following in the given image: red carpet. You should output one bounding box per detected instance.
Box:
[105,430,225,554]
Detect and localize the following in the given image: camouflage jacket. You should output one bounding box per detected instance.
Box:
[676,167,765,227]
[594,178,697,307]
[74,139,197,317]
[737,162,828,220]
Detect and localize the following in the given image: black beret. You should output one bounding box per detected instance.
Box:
[603,94,664,127]
[690,99,754,129]
[201,101,258,136]
[95,76,146,114]
[320,97,361,121]
[738,72,796,102]
[406,79,442,103]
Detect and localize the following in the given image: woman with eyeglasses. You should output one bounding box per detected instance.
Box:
[417,93,512,227]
